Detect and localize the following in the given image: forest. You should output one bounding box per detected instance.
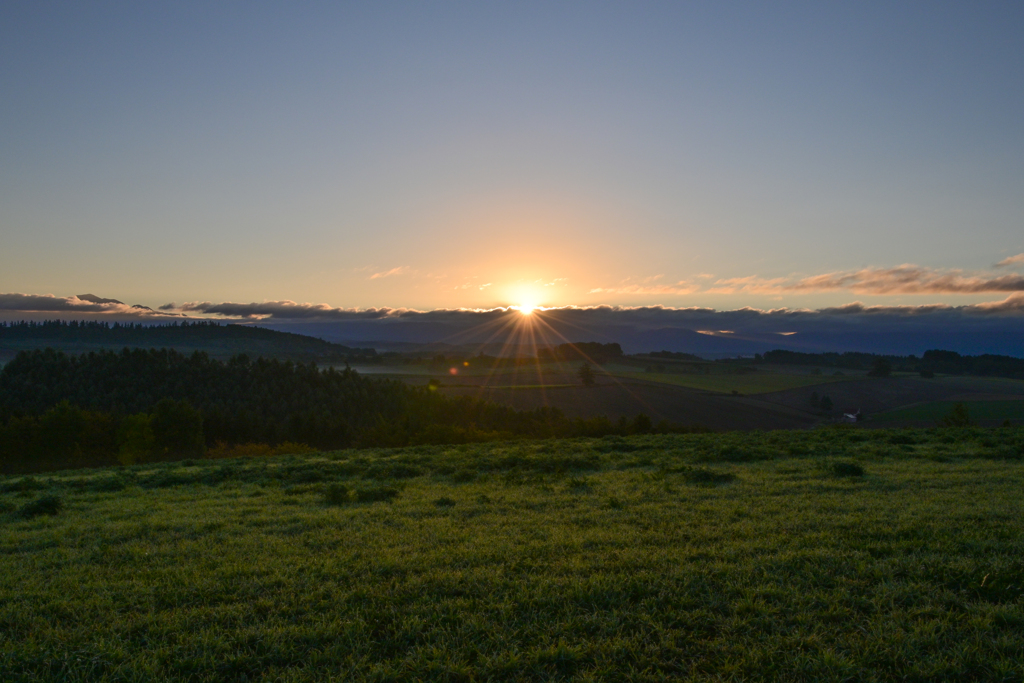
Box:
[0,320,376,363]
[0,347,690,473]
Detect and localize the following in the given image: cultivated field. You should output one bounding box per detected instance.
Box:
[609,369,854,395]
[2,428,1023,681]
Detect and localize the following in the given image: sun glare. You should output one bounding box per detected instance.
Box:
[518,303,536,316]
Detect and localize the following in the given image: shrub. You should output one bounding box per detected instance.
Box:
[150,399,205,457]
[433,497,457,508]
[450,469,477,482]
[565,476,592,491]
[20,493,63,518]
[90,476,126,492]
[324,483,351,505]
[832,462,865,477]
[940,403,972,428]
[1,476,46,494]
[363,463,424,479]
[354,486,399,503]
[683,469,736,485]
[117,413,154,466]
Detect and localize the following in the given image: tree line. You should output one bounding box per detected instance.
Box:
[0,347,699,473]
[0,320,376,362]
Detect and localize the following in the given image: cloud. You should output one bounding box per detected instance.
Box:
[704,266,1024,296]
[171,300,412,320]
[0,293,177,319]
[966,292,1024,314]
[590,281,700,296]
[705,276,788,295]
[369,266,410,279]
[233,295,1024,355]
[6,291,1024,355]
[996,253,1024,268]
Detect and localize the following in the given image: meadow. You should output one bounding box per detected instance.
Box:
[1,427,1023,681]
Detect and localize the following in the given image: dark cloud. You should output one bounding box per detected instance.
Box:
[0,293,178,320]
[173,300,410,320]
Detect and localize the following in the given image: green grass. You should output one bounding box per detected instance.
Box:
[1,428,1023,681]
[613,370,854,394]
[874,400,1024,423]
[472,384,578,390]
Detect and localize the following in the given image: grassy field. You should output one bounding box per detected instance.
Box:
[2,428,1023,681]
[612,370,854,395]
[874,400,1024,423]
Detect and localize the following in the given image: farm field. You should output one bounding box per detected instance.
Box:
[610,369,855,395]
[757,376,1024,423]
[441,381,817,431]
[874,400,1024,424]
[2,428,1023,681]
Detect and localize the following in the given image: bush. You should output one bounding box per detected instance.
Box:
[832,462,865,477]
[90,476,127,492]
[354,486,399,503]
[20,493,63,518]
[939,403,972,428]
[151,399,205,457]
[450,469,477,482]
[117,413,154,466]
[683,468,737,485]
[1,476,46,494]
[324,483,351,505]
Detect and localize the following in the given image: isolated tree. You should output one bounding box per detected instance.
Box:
[939,402,972,428]
[820,395,833,412]
[578,362,596,387]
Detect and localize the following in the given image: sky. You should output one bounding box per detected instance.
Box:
[2,2,1024,336]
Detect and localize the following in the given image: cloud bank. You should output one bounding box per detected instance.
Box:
[0,293,175,319]
[4,290,1024,356]
[170,294,1024,356]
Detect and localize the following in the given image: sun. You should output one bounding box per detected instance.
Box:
[518,302,536,316]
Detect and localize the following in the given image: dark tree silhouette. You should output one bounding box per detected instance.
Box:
[939,402,972,427]
[578,362,596,387]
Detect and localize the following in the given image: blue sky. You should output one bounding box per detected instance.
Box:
[2,1,1023,315]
